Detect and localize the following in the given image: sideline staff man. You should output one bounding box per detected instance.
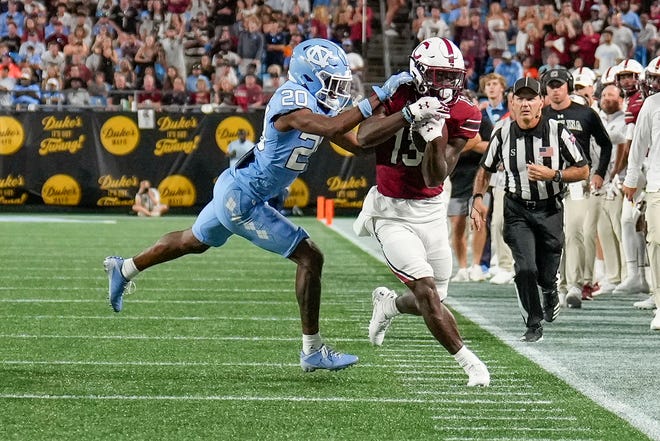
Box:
[471,78,589,342]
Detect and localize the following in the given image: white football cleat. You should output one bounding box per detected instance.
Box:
[368,287,397,346]
[464,360,490,387]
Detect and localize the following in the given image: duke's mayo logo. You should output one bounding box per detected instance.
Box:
[0,174,27,205]
[154,116,200,156]
[42,174,81,205]
[0,116,25,155]
[215,116,255,153]
[159,175,196,207]
[100,116,140,155]
[286,178,310,208]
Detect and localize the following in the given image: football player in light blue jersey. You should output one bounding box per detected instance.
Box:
[104,38,445,372]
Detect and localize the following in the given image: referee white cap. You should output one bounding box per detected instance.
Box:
[513,77,542,97]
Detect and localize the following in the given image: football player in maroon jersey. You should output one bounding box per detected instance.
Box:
[353,37,489,386]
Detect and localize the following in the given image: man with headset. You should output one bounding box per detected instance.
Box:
[542,68,613,308]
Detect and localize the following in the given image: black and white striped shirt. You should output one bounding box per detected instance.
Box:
[480,118,588,201]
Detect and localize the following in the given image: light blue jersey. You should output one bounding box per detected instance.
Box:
[191,80,333,256]
[232,80,334,202]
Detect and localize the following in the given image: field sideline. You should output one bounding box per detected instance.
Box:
[0,214,658,440]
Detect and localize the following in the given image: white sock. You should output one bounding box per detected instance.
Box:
[302,333,323,355]
[453,345,478,368]
[121,258,139,280]
[626,261,639,278]
[594,259,605,283]
[383,291,401,319]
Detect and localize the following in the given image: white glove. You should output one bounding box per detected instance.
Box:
[415,117,446,142]
[401,97,449,123]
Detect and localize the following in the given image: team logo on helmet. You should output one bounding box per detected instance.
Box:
[305,45,339,69]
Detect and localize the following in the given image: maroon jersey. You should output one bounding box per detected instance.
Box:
[625,91,645,125]
[376,84,481,199]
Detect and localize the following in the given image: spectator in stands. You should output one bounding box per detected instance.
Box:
[212,76,236,107]
[486,1,510,58]
[456,9,490,77]
[161,65,180,91]
[190,76,211,105]
[211,32,241,68]
[211,0,238,30]
[72,10,93,47]
[110,71,133,108]
[54,2,73,32]
[570,21,600,69]
[237,16,264,77]
[45,20,68,51]
[65,76,90,107]
[92,36,120,85]
[234,72,263,111]
[41,40,66,73]
[117,58,137,89]
[411,6,427,44]
[417,5,450,42]
[1,22,21,54]
[349,0,373,53]
[19,31,46,64]
[162,75,189,107]
[263,21,286,69]
[282,31,302,73]
[184,17,211,68]
[23,0,47,18]
[161,24,187,82]
[310,6,330,40]
[63,25,90,60]
[594,29,625,75]
[12,68,40,108]
[137,72,162,109]
[87,70,110,107]
[638,13,658,66]
[111,0,139,36]
[610,13,636,60]
[22,15,45,43]
[0,65,15,106]
[138,0,167,38]
[263,63,285,93]
[0,49,20,79]
[185,62,210,92]
[198,54,215,81]
[494,51,523,88]
[544,17,576,68]
[0,1,25,38]
[42,77,65,106]
[64,62,92,88]
[134,33,159,77]
[539,0,559,34]
[522,55,539,78]
[538,51,564,75]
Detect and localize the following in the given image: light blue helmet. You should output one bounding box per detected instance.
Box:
[288,38,352,113]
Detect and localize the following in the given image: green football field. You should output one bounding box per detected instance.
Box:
[0,214,655,440]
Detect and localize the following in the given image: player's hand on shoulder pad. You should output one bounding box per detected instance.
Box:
[415,116,446,142]
[372,71,413,101]
[402,97,449,123]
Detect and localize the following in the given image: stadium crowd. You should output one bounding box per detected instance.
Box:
[0,0,372,109]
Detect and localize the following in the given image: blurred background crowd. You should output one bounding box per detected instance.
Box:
[0,0,657,111]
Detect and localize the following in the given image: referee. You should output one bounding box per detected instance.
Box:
[471,78,589,342]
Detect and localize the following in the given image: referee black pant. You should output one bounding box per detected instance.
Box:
[503,195,564,329]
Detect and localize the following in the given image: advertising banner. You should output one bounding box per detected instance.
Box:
[0,110,376,214]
